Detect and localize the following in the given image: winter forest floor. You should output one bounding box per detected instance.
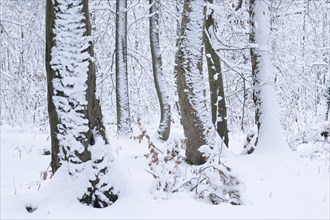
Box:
[1,124,329,219]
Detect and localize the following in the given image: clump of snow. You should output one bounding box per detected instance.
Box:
[296,143,318,158]
[289,121,329,160]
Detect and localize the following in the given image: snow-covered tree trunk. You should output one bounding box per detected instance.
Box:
[318,4,330,122]
[247,0,288,153]
[149,0,171,141]
[204,0,229,147]
[46,0,118,207]
[325,4,330,121]
[177,0,226,165]
[115,0,131,136]
[173,1,183,119]
[46,0,60,173]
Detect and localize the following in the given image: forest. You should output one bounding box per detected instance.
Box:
[0,0,329,219]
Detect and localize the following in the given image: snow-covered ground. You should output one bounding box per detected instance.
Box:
[1,124,329,219]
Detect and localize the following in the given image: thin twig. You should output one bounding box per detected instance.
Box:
[145,169,159,179]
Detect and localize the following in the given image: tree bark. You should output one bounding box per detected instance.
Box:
[115,0,131,136]
[83,0,108,150]
[204,0,229,147]
[46,0,117,207]
[45,0,60,173]
[149,0,171,141]
[245,0,260,154]
[177,0,223,165]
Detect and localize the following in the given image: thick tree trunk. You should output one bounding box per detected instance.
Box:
[115,0,131,136]
[177,0,224,165]
[46,0,117,208]
[149,0,171,141]
[204,0,229,147]
[247,0,288,154]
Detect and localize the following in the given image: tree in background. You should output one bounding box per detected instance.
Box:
[204,0,229,147]
[46,0,118,207]
[149,0,171,141]
[0,0,47,128]
[1,0,328,160]
[115,0,131,136]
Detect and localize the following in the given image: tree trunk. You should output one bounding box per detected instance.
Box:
[204,0,229,147]
[247,0,288,154]
[149,0,171,141]
[177,0,224,165]
[115,0,131,136]
[46,0,118,208]
[246,0,261,154]
[173,0,182,119]
[45,0,60,173]
[326,6,330,121]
